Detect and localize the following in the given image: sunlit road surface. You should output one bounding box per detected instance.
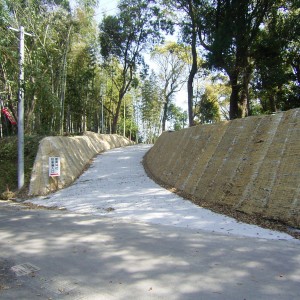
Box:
[29,144,295,240]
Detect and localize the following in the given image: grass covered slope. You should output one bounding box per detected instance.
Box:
[0,136,42,196]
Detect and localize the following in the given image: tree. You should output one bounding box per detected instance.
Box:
[167,104,188,130]
[140,71,162,143]
[252,0,300,112]
[119,92,139,140]
[99,0,163,133]
[163,0,299,120]
[0,0,105,135]
[194,0,278,119]
[194,84,221,124]
[27,4,73,134]
[151,42,188,131]
[0,0,75,134]
[65,3,100,133]
[180,0,200,127]
[161,0,202,127]
[0,1,20,128]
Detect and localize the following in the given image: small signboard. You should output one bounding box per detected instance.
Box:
[49,157,61,177]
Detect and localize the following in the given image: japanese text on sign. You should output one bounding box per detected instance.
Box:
[49,157,60,177]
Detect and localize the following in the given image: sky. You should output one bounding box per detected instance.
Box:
[94,0,120,22]
[69,0,120,22]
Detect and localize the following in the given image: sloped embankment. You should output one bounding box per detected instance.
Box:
[29,131,133,196]
[144,108,300,228]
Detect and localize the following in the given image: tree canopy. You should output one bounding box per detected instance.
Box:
[0,0,299,140]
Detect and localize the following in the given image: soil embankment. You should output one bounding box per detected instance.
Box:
[29,132,133,195]
[144,108,300,228]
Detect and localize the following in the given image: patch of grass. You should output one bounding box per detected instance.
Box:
[0,135,43,195]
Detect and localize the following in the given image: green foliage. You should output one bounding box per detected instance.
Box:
[100,0,163,64]
[151,41,188,131]
[0,0,299,142]
[198,0,277,119]
[0,135,42,194]
[194,85,221,124]
[167,104,187,131]
[0,0,108,136]
[118,93,139,141]
[162,0,299,121]
[140,71,162,143]
[99,0,165,133]
[252,1,300,112]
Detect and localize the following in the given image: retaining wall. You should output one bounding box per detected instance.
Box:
[144,108,300,227]
[29,131,133,195]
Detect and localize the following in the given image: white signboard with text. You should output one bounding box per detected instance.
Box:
[49,157,61,177]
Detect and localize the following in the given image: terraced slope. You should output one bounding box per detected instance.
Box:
[144,108,300,227]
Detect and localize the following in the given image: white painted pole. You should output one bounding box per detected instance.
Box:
[18,26,25,190]
[9,26,33,190]
[135,97,139,144]
[123,97,126,137]
[101,96,104,133]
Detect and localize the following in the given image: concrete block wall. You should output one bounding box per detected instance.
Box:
[29,132,133,196]
[144,108,300,228]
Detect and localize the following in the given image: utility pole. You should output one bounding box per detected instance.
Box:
[100,83,105,134]
[134,94,139,144]
[123,97,126,137]
[9,26,33,190]
[101,96,104,133]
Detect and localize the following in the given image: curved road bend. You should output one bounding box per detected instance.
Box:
[0,144,298,300]
[30,144,295,240]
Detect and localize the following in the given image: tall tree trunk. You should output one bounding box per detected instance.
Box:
[239,59,252,118]
[187,0,197,127]
[111,65,133,133]
[161,99,168,132]
[229,58,252,119]
[240,74,249,118]
[269,94,277,112]
[112,92,124,134]
[82,115,86,132]
[25,76,37,134]
[66,104,71,133]
[229,71,240,120]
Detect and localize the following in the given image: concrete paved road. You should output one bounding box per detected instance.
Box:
[1,144,300,299]
[1,201,300,300]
